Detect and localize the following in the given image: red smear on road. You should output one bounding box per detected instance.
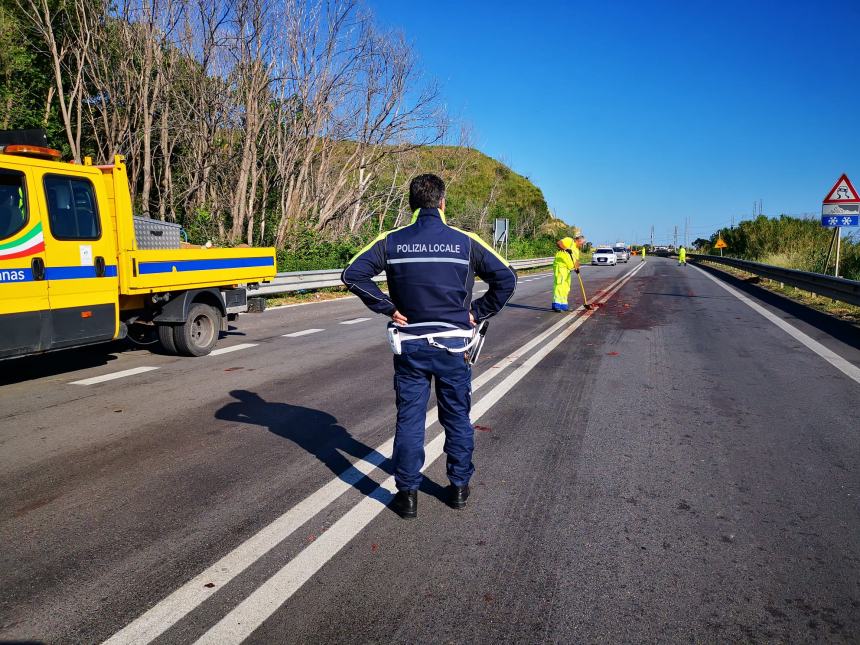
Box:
[475,425,492,432]
[371,543,379,553]
[307,534,316,542]
[224,366,243,372]
[484,594,495,603]
[607,352,619,356]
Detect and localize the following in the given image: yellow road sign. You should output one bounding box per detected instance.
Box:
[715,238,728,249]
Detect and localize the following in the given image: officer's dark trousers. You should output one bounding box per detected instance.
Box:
[392,339,473,491]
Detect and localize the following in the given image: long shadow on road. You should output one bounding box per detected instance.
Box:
[215,390,448,510]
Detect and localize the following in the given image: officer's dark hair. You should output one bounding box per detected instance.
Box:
[409,174,446,211]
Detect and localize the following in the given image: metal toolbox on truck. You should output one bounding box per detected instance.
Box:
[133,216,182,250]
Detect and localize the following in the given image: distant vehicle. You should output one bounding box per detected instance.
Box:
[592,247,617,266]
[613,244,629,263]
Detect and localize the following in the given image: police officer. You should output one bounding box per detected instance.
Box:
[341,174,517,519]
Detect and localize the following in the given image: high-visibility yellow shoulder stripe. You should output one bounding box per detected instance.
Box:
[346,231,389,265]
[451,227,510,265]
[346,223,412,264]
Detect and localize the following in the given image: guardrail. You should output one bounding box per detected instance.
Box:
[689,254,860,307]
[247,257,554,297]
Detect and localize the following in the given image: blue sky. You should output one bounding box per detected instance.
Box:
[370,0,860,246]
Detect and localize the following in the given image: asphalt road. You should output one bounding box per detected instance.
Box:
[1,258,859,644]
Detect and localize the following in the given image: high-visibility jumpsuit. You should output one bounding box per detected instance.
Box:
[678,247,686,265]
[641,248,646,259]
[552,238,578,311]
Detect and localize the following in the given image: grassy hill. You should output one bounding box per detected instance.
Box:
[280,145,578,271]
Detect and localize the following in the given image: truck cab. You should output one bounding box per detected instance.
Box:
[0,130,276,360]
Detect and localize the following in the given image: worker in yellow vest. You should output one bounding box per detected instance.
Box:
[552,234,585,312]
[678,246,687,266]
[641,247,646,260]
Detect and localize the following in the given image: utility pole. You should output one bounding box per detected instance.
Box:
[650,225,654,248]
[673,225,678,249]
[684,217,688,247]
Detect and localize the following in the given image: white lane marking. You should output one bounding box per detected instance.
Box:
[99,311,579,645]
[104,264,644,645]
[193,261,647,644]
[282,329,324,338]
[339,317,371,325]
[208,343,258,356]
[70,366,159,386]
[693,265,860,385]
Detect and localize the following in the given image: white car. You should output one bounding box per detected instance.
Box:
[591,247,617,266]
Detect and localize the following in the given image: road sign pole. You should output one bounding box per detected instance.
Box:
[835,227,841,278]
[824,227,837,274]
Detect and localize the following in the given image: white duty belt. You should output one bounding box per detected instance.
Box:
[387,320,490,365]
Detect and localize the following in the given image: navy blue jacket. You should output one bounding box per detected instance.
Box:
[341,208,517,332]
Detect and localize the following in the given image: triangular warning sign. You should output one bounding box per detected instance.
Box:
[823,174,860,203]
[715,238,727,249]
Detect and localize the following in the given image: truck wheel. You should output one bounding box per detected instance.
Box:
[175,303,221,357]
[157,324,178,355]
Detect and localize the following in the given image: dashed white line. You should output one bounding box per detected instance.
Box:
[339,317,371,325]
[282,329,325,338]
[208,343,258,356]
[70,366,159,386]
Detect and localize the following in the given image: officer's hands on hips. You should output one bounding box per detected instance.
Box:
[391,310,408,326]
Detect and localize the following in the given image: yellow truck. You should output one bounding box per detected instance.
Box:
[0,130,276,359]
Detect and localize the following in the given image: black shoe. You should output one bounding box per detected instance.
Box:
[392,490,417,519]
[448,485,470,509]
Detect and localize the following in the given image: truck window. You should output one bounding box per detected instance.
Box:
[44,175,101,240]
[0,170,27,240]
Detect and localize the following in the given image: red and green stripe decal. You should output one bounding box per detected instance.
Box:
[0,223,45,260]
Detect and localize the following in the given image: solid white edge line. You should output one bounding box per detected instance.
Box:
[192,262,646,644]
[208,343,259,356]
[103,263,644,645]
[70,366,159,386]
[692,265,860,385]
[282,329,325,338]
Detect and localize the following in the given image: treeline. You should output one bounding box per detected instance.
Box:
[1,0,567,263]
[705,214,860,280]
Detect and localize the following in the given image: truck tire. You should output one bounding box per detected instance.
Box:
[157,324,178,355]
[174,303,221,357]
